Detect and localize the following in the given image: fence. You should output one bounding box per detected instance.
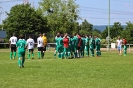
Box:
[0,43,133,52]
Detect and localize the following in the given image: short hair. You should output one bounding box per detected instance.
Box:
[19,35,23,39]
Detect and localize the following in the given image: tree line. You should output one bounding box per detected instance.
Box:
[1,0,133,44]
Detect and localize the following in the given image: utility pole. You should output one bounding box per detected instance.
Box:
[108,0,110,51]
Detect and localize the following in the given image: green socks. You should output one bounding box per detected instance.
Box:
[38,52,41,59]
[10,52,12,59]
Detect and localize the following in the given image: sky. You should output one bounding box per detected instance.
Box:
[0,0,133,25]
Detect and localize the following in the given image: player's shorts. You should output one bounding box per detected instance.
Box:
[96,46,100,51]
[43,46,46,51]
[117,46,122,50]
[57,46,63,53]
[74,46,78,51]
[11,44,16,52]
[124,45,127,50]
[18,50,25,57]
[64,47,69,52]
[80,45,85,51]
[38,47,43,51]
[28,49,34,52]
[69,45,75,52]
[78,46,81,50]
[85,46,89,51]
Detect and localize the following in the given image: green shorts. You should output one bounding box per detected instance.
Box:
[18,50,25,57]
[57,46,63,53]
[96,46,100,51]
[124,45,127,50]
[85,46,89,51]
[64,47,69,52]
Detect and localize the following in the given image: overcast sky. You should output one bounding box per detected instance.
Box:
[0,0,133,25]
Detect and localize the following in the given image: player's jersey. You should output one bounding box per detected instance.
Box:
[95,38,101,46]
[26,38,35,49]
[55,37,63,47]
[37,37,44,47]
[63,37,69,48]
[73,36,78,46]
[123,39,127,45]
[85,37,89,46]
[89,38,95,49]
[77,35,82,47]
[116,39,122,46]
[69,37,75,46]
[42,36,47,46]
[9,36,17,44]
[81,37,86,47]
[16,39,26,51]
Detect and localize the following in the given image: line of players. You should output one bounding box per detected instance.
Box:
[9,33,47,68]
[54,32,101,59]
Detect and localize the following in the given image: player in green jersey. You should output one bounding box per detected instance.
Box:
[85,35,89,57]
[69,35,75,58]
[81,34,86,57]
[55,33,64,59]
[16,35,27,68]
[73,33,78,58]
[89,35,95,57]
[95,36,101,57]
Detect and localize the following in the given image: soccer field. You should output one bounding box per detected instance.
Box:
[0,49,133,88]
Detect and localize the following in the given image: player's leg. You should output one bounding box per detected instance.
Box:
[31,49,34,59]
[67,46,71,58]
[64,48,67,59]
[90,48,94,57]
[18,50,22,68]
[22,51,25,67]
[124,45,127,56]
[41,47,44,59]
[85,46,89,57]
[28,49,31,59]
[37,47,41,59]
[42,46,46,58]
[13,45,17,59]
[10,45,13,59]
[74,46,77,58]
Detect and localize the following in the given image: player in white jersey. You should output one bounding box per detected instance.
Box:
[26,35,35,59]
[116,36,123,55]
[9,33,17,59]
[37,33,44,59]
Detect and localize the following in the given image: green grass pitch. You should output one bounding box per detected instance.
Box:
[0,49,133,88]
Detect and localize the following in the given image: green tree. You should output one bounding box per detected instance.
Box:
[79,19,93,35]
[121,21,133,43]
[39,0,79,34]
[102,22,123,39]
[110,22,123,38]
[3,4,48,39]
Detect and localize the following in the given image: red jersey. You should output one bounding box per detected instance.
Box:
[77,35,82,47]
[63,37,69,48]
[123,39,127,45]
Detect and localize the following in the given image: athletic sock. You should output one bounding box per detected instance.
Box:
[28,53,30,59]
[10,52,12,59]
[14,52,16,59]
[18,57,22,67]
[68,52,70,58]
[38,52,41,59]
[22,57,25,66]
[32,53,34,58]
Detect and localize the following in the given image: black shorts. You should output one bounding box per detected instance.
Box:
[28,49,34,52]
[78,46,81,50]
[38,47,43,51]
[43,46,46,51]
[11,44,16,52]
